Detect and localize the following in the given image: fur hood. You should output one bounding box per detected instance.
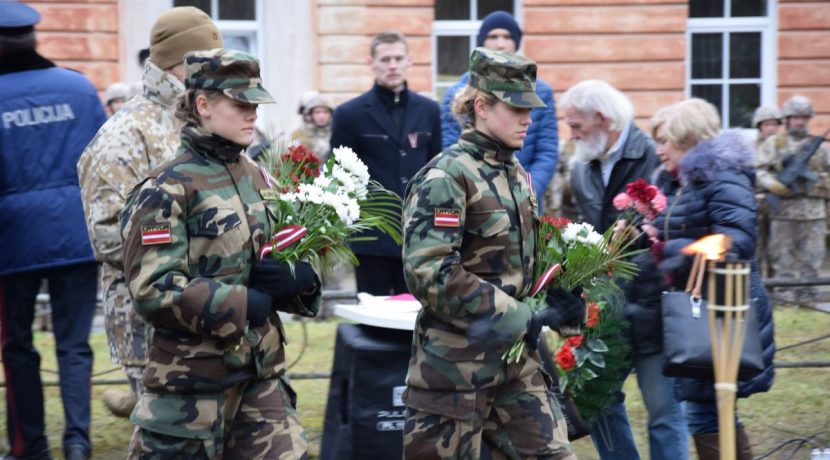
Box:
[678,129,755,185]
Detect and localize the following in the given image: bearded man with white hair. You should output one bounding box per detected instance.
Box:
[561,80,689,460]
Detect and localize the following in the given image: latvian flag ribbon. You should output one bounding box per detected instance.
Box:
[141,224,172,245]
[434,209,461,228]
[259,224,308,260]
[529,263,561,297]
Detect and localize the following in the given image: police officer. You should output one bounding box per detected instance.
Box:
[400,48,582,459]
[119,48,321,459]
[757,95,830,304]
[0,2,106,459]
[77,6,224,420]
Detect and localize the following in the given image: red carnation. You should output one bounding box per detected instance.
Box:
[567,335,584,348]
[586,302,601,328]
[556,345,577,371]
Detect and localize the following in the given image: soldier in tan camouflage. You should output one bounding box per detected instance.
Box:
[751,105,782,277]
[757,95,830,304]
[77,6,224,419]
[119,48,321,459]
[401,47,582,459]
[291,91,334,162]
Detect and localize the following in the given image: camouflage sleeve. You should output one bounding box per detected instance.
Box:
[755,135,779,192]
[120,179,247,340]
[402,168,531,340]
[78,126,149,271]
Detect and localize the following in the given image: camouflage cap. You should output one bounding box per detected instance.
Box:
[468,47,545,109]
[184,48,274,104]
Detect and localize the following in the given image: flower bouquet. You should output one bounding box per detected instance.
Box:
[502,216,640,363]
[257,143,402,274]
[550,299,630,424]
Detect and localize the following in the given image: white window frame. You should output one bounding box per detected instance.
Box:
[686,0,777,127]
[432,0,522,98]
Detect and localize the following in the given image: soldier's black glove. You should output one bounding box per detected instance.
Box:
[525,287,586,350]
[249,259,319,304]
[246,288,272,328]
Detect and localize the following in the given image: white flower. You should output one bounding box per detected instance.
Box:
[333,145,370,187]
[562,222,604,247]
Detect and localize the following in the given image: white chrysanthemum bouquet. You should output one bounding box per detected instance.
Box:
[258,143,402,274]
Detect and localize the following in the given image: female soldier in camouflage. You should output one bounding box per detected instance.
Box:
[400,47,584,459]
[120,48,320,459]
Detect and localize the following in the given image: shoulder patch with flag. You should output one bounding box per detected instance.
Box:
[141,224,172,245]
[434,209,461,228]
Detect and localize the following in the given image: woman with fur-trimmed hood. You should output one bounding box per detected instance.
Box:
[640,98,775,460]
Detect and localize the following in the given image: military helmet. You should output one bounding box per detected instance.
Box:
[781,95,815,118]
[303,93,334,115]
[104,82,133,105]
[184,48,274,104]
[468,47,546,109]
[751,105,782,127]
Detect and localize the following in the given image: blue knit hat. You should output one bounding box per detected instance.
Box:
[476,11,522,50]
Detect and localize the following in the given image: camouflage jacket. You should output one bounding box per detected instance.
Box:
[120,124,319,396]
[402,129,539,393]
[290,123,331,162]
[757,132,830,220]
[77,61,183,366]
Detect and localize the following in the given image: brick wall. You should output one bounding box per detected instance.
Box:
[778,0,830,133]
[525,0,688,135]
[317,0,435,104]
[29,0,119,96]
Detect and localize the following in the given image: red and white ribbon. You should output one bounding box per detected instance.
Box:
[259,224,307,260]
[529,263,561,297]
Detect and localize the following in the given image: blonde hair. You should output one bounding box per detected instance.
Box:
[450,86,499,129]
[175,89,224,125]
[650,105,676,139]
[661,98,721,152]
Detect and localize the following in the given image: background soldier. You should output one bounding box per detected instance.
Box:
[757,95,830,305]
[291,91,335,162]
[751,105,782,277]
[77,6,223,419]
[120,48,321,458]
[752,105,783,148]
[401,48,581,459]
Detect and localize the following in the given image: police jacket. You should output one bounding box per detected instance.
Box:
[330,82,442,258]
[120,126,320,415]
[441,72,559,200]
[653,130,775,401]
[401,130,543,403]
[0,49,106,276]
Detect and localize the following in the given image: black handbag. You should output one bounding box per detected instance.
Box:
[661,254,764,381]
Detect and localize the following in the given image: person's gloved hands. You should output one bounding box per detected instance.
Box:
[767,179,793,197]
[525,287,586,349]
[249,259,318,303]
[246,288,272,328]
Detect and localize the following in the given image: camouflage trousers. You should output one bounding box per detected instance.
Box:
[769,218,827,302]
[402,369,574,460]
[129,377,307,460]
[103,274,147,367]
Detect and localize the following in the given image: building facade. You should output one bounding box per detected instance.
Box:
[28,0,829,136]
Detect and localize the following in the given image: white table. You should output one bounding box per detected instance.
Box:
[332,293,420,331]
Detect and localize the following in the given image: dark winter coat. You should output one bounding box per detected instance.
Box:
[330,82,442,258]
[653,130,775,402]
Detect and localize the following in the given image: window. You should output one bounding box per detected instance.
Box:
[433,0,520,101]
[173,0,261,56]
[686,0,776,128]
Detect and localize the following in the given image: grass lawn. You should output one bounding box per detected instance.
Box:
[0,306,827,459]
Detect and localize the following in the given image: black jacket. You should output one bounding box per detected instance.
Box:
[330,82,442,258]
[653,130,775,401]
[570,123,662,355]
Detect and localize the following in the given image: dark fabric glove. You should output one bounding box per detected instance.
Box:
[526,287,587,349]
[246,288,272,328]
[249,259,318,303]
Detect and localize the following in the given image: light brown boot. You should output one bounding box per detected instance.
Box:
[102,388,136,418]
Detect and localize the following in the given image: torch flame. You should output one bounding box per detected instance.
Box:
[682,234,732,260]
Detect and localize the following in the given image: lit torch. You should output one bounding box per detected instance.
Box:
[683,234,750,460]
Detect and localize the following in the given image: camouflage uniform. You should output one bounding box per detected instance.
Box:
[401,48,574,460]
[542,140,578,219]
[120,49,318,459]
[290,123,332,162]
[757,131,830,302]
[77,60,184,393]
